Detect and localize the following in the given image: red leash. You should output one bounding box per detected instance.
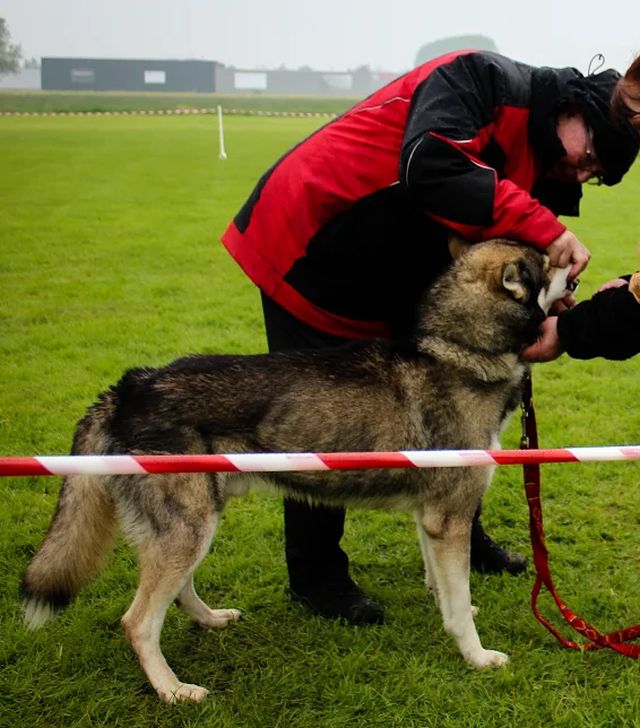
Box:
[521,374,640,657]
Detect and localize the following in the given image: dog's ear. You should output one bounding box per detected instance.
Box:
[502,261,528,301]
[448,233,473,260]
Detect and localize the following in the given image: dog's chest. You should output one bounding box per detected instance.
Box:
[436,373,523,450]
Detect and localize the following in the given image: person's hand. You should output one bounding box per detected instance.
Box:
[520,317,564,362]
[597,277,628,292]
[545,230,591,281]
[551,292,577,313]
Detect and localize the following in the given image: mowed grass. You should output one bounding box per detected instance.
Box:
[0,89,355,115]
[1,113,640,727]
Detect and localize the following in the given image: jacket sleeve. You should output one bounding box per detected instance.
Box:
[400,54,565,248]
[557,284,640,360]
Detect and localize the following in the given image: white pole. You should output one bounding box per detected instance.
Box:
[217,105,228,160]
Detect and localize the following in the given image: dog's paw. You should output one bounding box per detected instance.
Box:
[197,608,242,630]
[161,682,210,703]
[470,604,479,617]
[467,649,509,669]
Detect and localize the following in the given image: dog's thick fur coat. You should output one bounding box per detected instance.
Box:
[22,241,569,702]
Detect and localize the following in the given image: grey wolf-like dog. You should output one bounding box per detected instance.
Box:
[22,239,570,702]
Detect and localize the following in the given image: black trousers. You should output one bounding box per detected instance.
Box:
[261,293,354,592]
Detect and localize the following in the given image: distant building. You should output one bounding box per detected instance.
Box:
[40,57,401,96]
[41,58,221,93]
[214,65,377,96]
[0,58,404,97]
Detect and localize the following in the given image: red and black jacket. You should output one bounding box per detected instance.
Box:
[221,51,628,340]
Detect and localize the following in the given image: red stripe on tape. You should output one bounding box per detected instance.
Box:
[0,458,53,476]
[620,447,640,459]
[317,452,417,470]
[136,455,241,473]
[492,449,579,465]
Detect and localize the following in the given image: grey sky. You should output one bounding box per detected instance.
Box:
[1,0,638,74]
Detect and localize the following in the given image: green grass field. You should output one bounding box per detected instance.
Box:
[0,90,354,115]
[1,113,640,727]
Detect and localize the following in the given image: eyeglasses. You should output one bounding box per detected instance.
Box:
[578,120,604,186]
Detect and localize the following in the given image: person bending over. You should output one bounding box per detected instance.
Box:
[221,50,639,625]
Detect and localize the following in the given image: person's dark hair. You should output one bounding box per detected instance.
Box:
[612,54,640,126]
[580,68,639,185]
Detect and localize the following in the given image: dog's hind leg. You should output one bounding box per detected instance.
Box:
[119,473,225,703]
[175,575,241,629]
[417,506,508,670]
[123,563,210,702]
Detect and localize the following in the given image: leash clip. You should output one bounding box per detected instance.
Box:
[520,412,530,449]
[520,373,532,450]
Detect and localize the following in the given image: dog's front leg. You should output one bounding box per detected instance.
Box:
[416,508,508,669]
[413,510,438,606]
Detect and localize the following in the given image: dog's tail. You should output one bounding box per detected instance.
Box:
[22,391,119,629]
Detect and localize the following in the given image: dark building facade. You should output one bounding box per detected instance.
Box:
[41,58,220,92]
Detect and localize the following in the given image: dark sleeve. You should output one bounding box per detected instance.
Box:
[400,53,504,225]
[398,53,566,247]
[557,285,640,360]
[529,178,583,217]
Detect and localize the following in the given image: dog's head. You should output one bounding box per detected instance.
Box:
[417,237,573,354]
[475,239,573,317]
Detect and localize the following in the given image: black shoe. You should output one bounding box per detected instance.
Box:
[470,530,527,575]
[290,580,384,625]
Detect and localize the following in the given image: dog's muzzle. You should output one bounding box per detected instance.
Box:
[538,265,572,314]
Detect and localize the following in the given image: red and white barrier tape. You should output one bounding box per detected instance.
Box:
[0,108,338,118]
[1,446,640,477]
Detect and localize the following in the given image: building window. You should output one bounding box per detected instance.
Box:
[234,72,267,91]
[144,70,166,85]
[323,74,352,91]
[70,69,95,84]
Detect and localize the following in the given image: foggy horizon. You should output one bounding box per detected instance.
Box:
[2,0,639,75]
